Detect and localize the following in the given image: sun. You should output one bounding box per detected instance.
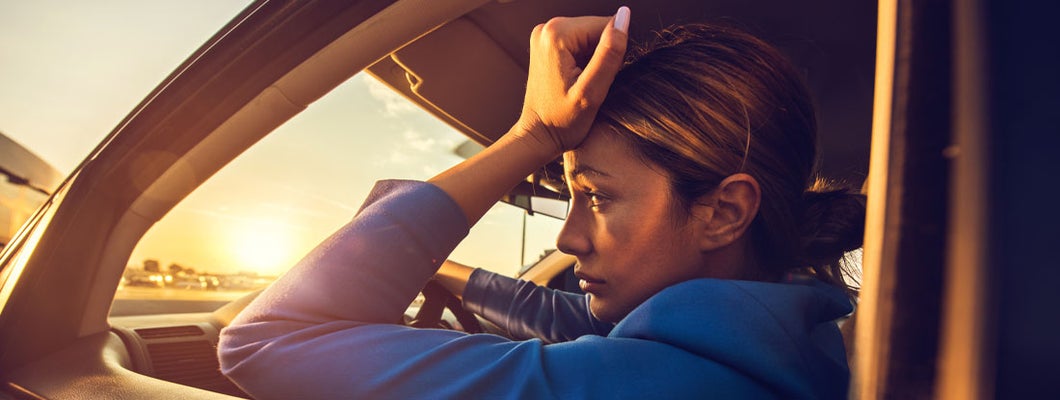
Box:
[232,225,295,275]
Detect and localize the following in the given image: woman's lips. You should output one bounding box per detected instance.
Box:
[576,273,606,293]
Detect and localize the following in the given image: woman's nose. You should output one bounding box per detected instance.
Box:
[556,207,592,256]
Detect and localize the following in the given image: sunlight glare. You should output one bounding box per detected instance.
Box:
[232,223,295,276]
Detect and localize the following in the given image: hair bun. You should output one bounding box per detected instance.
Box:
[799,180,867,268]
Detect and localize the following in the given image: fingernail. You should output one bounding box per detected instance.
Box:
[614,6,630,33]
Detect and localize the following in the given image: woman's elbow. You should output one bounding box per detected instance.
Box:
[218,324,270,382]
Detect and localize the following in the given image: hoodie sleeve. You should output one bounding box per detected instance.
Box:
[462,269,613,342]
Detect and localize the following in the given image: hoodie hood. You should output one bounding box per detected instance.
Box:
[610,277,853,399]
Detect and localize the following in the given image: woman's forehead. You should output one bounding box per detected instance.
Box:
[563,128,625,175]
[563,127,664,181]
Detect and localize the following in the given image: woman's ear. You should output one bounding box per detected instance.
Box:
[690,173,761,251]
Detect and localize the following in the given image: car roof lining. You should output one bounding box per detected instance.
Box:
[372,0,877,183]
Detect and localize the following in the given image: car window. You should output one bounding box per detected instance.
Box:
[112,74,564,316]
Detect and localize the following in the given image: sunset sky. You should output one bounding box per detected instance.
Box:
[0,1,563,278]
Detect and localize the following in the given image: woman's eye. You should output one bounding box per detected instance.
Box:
[584,191,607,208]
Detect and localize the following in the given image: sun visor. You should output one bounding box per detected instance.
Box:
[390,17,525,143]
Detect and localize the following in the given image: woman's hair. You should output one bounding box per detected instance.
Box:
[597,24,865,295]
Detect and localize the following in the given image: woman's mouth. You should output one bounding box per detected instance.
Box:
[575,272,606,293]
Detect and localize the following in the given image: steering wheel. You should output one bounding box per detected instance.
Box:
[408,280,483,333]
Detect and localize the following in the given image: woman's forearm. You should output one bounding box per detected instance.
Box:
[428,131,557,226]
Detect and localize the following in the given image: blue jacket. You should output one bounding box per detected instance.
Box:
[219,180,853,399]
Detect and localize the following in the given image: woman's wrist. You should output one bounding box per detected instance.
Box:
[509,115,567,160]
[435,260,475,299]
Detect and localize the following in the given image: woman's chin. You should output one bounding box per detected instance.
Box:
[588,297,629,324]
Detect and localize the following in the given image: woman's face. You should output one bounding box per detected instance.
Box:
[558,125,711,323]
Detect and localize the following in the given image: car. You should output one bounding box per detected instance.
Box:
[1,0,1057,398]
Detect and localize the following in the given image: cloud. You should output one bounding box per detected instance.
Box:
[387,151,411,165]
[404,129,437,152]
[361,74,416,117]
[380,129,451,168]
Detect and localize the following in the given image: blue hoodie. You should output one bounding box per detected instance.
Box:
[219,180,852,399]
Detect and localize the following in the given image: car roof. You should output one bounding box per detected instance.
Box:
[369,0,876,184]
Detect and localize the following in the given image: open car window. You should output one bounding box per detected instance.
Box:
[112,74,563,316]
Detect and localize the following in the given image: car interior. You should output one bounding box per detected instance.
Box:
[6,0,1054,398]
[0,0,875,398]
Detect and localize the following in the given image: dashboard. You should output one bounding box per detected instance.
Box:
[4,291,508,399]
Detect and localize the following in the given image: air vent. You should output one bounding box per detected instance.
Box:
[135,325,204,339]
[146,341,246,397]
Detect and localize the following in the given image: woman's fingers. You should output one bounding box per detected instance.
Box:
[574,6,629,106]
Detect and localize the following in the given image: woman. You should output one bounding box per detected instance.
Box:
[220,6,864,399]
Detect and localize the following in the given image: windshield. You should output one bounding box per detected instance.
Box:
[112,74,564,316]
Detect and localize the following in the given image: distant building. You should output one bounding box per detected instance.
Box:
[0,131,63,249]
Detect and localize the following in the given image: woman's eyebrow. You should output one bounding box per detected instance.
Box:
[568,164,612,180]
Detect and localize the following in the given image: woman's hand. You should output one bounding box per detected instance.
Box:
[515,6,630,156]
[429,7,630,225]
